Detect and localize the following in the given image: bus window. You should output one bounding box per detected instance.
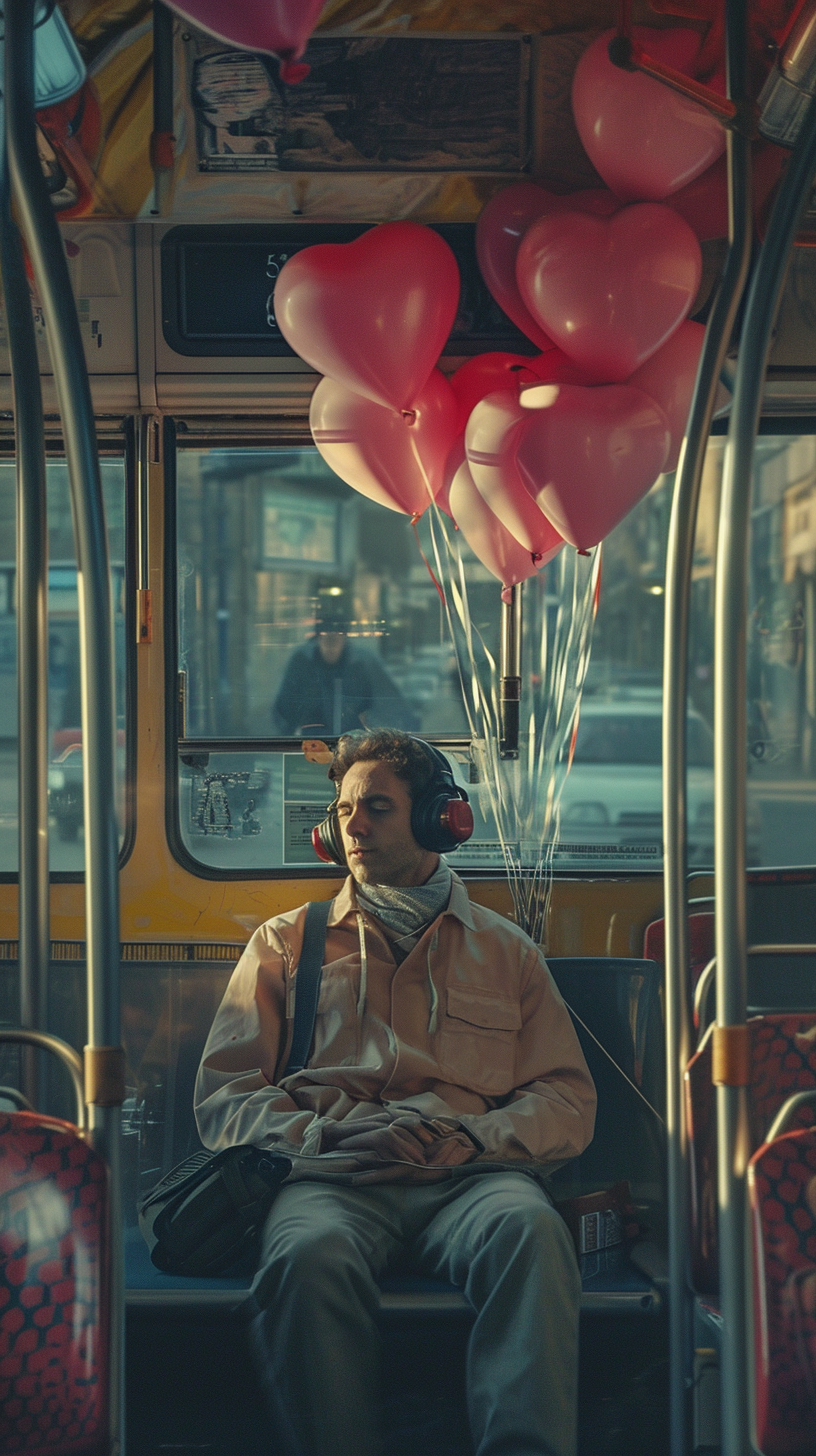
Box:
[0,457,127,873]
[173,431,816,876]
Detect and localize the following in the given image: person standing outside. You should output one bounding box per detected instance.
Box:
[272,581,418,736]
[195,729,596,1456]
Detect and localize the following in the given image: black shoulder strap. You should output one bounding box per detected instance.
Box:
[283,899,332,1077]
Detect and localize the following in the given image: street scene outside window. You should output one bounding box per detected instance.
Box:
[175,436,816,873]
[0,460,126,872]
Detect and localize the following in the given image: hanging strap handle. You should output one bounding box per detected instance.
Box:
[283,899,333,1076]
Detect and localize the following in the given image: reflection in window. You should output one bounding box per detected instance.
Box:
[176,448,475,739]
[0,459,127,872]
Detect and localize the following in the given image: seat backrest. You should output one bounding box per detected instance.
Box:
[642,912,715,992]
[545,958,665,1202]
[0,1109,110,1450]
[686,1014,816,1294]
[749,1127,816,1455]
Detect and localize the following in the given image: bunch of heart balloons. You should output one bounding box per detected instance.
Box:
[274,25,725,589]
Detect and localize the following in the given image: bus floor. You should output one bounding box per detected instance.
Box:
[125,1307,670,1456]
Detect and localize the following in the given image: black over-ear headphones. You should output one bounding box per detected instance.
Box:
[311,739,474,866]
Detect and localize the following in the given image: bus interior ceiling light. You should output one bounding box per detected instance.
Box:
[759,0,816,148]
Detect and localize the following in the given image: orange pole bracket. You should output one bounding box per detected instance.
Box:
[84,1045,127,1106]
[712,1024,751,1086]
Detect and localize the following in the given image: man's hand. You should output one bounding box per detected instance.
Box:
[321,1112,435,1163]
[321,1112,478,1168]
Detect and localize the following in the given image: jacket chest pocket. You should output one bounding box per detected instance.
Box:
[310,964,359,1067]
[438,986,521,1095]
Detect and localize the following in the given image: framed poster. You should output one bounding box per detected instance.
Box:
[192,35,529,173]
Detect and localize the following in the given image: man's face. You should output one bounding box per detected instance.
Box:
[317,631,346,664]
[336,759,438,887]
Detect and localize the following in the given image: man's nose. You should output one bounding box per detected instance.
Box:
[344,803,369,838]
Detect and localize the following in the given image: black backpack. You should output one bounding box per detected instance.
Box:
[138,899,332,1277]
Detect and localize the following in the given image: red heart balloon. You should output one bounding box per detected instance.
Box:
[516,204,702,384]
[276,223,460,412]
[514,382,670,549]
[465,391,565,557]
[448,445,562,591]
[475,185,621,350]
[449,350,566,429]
[310,369,459,518]
[572,28,726,204]
[166,0,326,78]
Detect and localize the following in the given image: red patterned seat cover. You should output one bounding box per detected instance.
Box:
[750,1128,816,1456]
[0,1110,108,1456]
[686,1015,816,1294]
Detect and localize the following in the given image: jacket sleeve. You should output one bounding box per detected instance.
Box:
[194,922,328,1155]
[455,947,596,1165]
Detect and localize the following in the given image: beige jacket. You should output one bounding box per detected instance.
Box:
[194,872,596,1179]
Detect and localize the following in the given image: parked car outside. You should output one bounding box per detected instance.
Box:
[558,696,760,867]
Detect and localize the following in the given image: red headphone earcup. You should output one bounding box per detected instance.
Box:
[311,810,346,865]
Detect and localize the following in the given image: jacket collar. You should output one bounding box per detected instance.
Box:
[328,869,476,931]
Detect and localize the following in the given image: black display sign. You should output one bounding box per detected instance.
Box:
[161,224,533,358]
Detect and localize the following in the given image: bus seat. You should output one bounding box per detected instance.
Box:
[642,912,715,1003]
[0,1110,110,1454]
[545,958,665,1204]
[686,1015,816,1294]
[749,1126,816,1456]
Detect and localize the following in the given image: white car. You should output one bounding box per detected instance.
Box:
[557,697,749,867]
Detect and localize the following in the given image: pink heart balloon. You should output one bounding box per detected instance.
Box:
[475,185,621,350]
[276,223,460,412]
[514,382,670,550]
[310,369,459,519]
[448,446,562,591]
[572,28,726,203]
[465,391,565,557]
[628,320,705,472]
[166,0,326,82]
[516,204,702,383]
[476,185,560,351]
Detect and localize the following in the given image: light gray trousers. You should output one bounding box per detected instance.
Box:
[248,1171,581,1456]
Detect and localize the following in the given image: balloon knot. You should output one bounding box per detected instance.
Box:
[410,512,421,526]
[531,552,543,564]
[577,548,591,556]
[401,409,417,424]
[501,586,513,604]
[279,60,310,85]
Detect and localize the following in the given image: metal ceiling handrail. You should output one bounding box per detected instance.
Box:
[713,68,816,1456]
[661,4,753,1452]
[4,4,124,1454]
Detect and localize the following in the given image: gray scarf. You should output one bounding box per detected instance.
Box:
[354,858,452,959]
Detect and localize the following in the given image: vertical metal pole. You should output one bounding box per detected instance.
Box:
[150,1,175,217]
[714,82,816,1456]
[661,5,752,1452]
[5,4,124,1454]
[500,583,521,758]
[0,129,50,1109]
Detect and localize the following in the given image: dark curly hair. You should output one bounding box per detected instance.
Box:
[329,729,435,803]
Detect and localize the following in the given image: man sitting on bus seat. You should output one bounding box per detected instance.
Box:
[195,729,596,1456]
[272,580,419,737]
